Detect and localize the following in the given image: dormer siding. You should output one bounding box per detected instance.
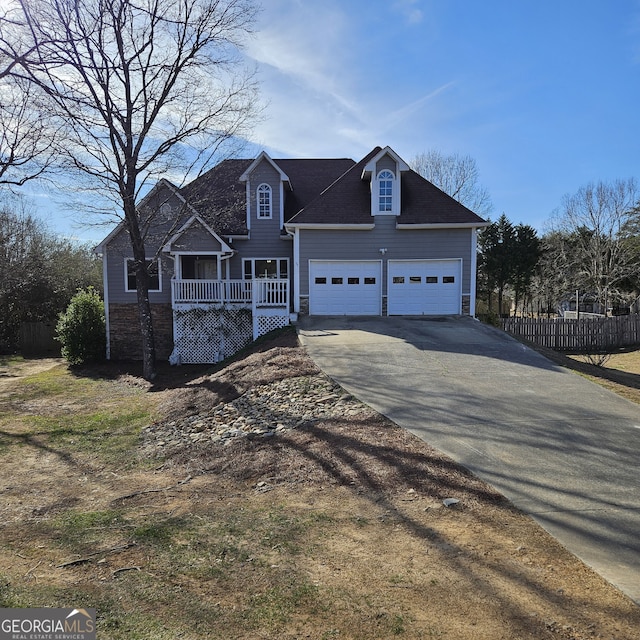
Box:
[376,154,397,175]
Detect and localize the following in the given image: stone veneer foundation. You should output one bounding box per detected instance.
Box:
[108,303,173,361]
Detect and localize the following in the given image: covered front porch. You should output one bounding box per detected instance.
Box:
[163,215,291,363]
[169,278,290,364]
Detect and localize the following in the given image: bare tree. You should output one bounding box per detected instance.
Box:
[0,5,58,186]
[411,150,493,217]
[552,179,638,313]
[2,0,259,379]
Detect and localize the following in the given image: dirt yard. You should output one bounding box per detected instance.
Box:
[1,333,639,639]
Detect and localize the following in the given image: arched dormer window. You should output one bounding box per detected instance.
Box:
[257,183,272,219]
[378,170,395,213]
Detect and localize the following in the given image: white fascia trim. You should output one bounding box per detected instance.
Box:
[96,178,203,252]
[361,146,410,179]
[162,214,233,253]
[285,223,376,231]
[95,221,124,254]
[239,151,291,186]
[395,222,490,230]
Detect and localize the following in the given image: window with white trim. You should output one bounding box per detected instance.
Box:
[125,258,161,292]
[257,183,272,219]
[243,258,288,279]
[378,170,394,212]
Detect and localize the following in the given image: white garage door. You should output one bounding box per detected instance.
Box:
[388,260,462,315]
[309,260,382,315]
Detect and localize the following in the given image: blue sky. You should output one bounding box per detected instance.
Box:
[22,0,640,242]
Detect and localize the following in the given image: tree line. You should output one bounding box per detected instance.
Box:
[412,152,640,319]
[477,180,639,318]
[0,195,102,352]
[1,0,259,380]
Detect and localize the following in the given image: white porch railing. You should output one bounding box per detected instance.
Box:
[172,279,250,304]
[252,278,289,308]
[172,278,289,308]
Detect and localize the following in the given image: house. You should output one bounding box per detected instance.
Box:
[96,146,488,364]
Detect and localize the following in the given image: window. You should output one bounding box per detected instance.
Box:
[426,276,438,284]
[331,277,343,285]
[181,255,216,280]
[243,258,288,279]
[348,277,360,285]
[315,277,327,285]
[257,183,272,219]
[378,170,394,212]
[443,276,455,284]
[409,276,421,283]
[393,276,405,284]
[364,277,376,285]
[126,258,160,292]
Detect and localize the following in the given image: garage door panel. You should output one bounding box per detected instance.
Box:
[310,261,381,315]
[388,260,461,315]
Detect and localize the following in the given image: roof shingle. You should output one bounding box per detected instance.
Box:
[176,147,486,235]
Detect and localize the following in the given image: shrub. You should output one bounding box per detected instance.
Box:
[56,287,106,365]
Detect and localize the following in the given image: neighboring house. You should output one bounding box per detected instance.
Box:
[96,146,488,364]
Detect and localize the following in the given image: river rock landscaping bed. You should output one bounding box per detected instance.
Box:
[141,374,365,456]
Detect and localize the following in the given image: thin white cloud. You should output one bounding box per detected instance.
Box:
[393,0,424,25]
[244,1,370,156]
[244,0,452,159]
[378,83,455,135]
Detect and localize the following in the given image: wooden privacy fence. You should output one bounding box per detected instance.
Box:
[500,315,640,352]
[20,321,60,355]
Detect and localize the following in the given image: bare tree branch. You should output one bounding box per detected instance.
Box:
[411,149,493,217]
[1,0,260,379]
[549,179,639,311]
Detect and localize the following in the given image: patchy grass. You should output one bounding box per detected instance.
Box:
[0,363,155,467]
[1,343,639,639]
[562,348,640,405]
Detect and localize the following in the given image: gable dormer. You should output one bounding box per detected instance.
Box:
[163,214,234,255]
[361,146,410,217]
[239,152,291,231]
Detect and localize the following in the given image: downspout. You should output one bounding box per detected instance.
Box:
[285,226,300,314]
[97,246,111,360]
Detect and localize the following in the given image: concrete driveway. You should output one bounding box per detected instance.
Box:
[298,315,640,604]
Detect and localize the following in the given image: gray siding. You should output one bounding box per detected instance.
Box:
[106,238,173,305]
[104,184,186,305]
[104,167,294,298]
[298,217,472,296]
[228,158,292,279]
[376,154,397,175]
[248,160,281,225]
[171,222,225,252]
[224,238,293,279]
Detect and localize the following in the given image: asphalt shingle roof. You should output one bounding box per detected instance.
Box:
[176,147,486,235]
[287,147,486,226]
[178,157,356,235]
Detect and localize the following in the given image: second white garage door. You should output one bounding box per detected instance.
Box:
[388,259,462,315]
[309,260,382,315]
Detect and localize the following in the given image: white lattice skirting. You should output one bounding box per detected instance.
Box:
[254,308,290,339]
[171,304,289,364]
